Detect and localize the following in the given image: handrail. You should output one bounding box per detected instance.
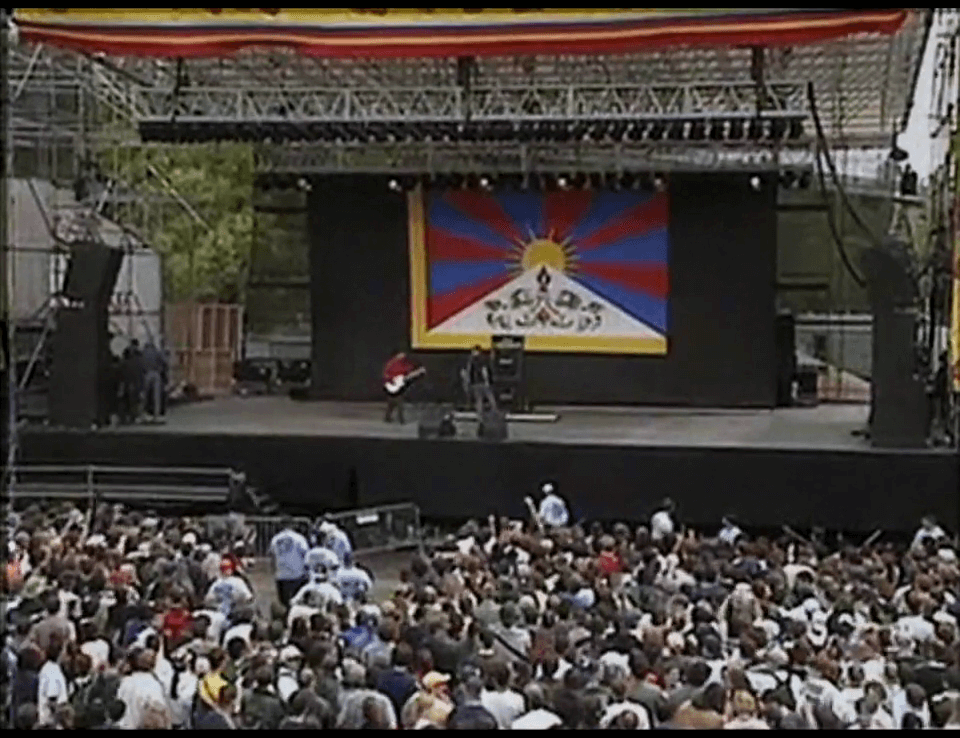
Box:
[3,464,244,508]
[5,465,236,475]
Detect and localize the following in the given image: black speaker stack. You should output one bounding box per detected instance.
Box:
[774,311,797,407]
[860,240,929,449]
[491,334,527,413]
[48,242,124,429]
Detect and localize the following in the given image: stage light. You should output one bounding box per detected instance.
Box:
[479,175,493,191]
[749,175,763,191]
[728,119,745,140]
[387,178,401,192]
[296,177,312,193]
[648,122,666,141]
[620,172,636,189]
[689,120,706,141]
[788,118,804,140]
[769,119,788,140]
[557,175,569,190]
[779,170,797,189]
[653,174,666,192]
[708,120,725,141]
[747,119,763,140]
[667,121,686,141]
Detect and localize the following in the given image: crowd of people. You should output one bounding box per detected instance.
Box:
[2,486,959,730]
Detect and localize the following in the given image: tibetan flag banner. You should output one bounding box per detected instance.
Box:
[12,9,909,59]
[408,186,669,355]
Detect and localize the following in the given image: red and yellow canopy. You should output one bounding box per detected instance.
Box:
[12,8,909,59]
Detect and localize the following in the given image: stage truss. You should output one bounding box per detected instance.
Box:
[6,9,931,179]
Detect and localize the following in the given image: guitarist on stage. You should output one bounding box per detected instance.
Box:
[382,349,424,424]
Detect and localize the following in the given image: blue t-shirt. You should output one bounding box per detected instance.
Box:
[268,529,309,581]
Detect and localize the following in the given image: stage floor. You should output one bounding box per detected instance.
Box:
[115,396,874,451]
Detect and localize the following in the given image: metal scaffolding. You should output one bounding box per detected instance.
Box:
[7,10,929,157]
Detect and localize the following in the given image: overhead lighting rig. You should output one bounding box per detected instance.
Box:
[379,170,679,193]
[140,112,808,147]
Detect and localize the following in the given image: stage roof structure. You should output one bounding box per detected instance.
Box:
[6,8,932,176]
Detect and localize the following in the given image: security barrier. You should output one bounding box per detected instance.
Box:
[4,464,244,507]
[245,503,425,558]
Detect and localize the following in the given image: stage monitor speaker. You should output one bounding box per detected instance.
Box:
[478,408,508,441]
[61,242,124,308]
[774,311,797,407]
[48,307,112,428]
[419,404,456,439]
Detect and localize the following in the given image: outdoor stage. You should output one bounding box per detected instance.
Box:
[19,397,958,533]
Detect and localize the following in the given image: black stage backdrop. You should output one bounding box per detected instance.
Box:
[309,173,778,407]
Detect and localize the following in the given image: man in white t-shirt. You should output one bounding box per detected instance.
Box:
[268,519,310,607]
[480,661,526,729]
[291,572,344,613]
[528,482,570,529]
[317,520,353,566]
[115,648,170,730]
[651,498,676,544]
[334,555,373,604]
[37,641,69,726]
[305,543,341,580]
[912,516,948,553]
[205,559,254,622]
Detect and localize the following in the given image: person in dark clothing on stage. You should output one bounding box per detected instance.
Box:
[461,345,497,417]
[382,350,422,424]
[119,339,144,424]
[140,340,167,423]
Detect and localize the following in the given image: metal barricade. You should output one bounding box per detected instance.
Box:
[245,504,424,558]
[324,503,424,555]
[3,464,243,507]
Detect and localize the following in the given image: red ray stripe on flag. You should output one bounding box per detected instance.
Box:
[576,262,669,300]
[428,272,514,329]
[575,193,669,251]
[443,190,525,246]
[427,229,514,263]
[544,190,594,242]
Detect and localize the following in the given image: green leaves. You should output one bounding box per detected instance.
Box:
[99,141,255,303]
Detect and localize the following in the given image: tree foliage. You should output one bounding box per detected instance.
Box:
[98,141,254,303]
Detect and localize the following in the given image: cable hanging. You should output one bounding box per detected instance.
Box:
[807,83,886,247]
[806,83,867,288]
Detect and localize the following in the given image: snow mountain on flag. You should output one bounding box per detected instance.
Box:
[422,187,670,351]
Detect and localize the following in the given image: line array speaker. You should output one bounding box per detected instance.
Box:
[48,243,124,429]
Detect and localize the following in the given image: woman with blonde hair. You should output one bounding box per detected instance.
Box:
[401,671,455,729]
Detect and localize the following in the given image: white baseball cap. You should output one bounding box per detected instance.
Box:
[541,482,555,494]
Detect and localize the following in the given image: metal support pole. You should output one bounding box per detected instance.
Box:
[2,10,19,495]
